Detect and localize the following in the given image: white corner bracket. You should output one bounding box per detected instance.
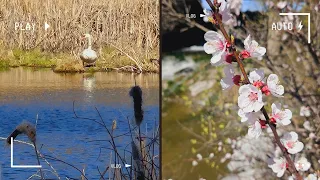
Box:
[279,13,311,44]
[10,137,42,168]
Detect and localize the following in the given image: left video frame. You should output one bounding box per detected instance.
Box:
[0,0,160,179]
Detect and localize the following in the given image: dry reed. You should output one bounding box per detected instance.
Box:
[0,0,159,71]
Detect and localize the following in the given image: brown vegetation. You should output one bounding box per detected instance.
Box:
[0,0,159,72]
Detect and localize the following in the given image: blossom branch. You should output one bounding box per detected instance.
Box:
[204,0,302,179]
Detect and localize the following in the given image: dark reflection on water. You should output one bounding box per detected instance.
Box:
[0,68,159,179]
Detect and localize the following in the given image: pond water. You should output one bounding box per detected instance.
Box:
[0,67,159,179]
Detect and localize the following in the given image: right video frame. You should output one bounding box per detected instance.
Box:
[162,0,320,179]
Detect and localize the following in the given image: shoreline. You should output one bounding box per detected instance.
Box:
[0,47,159,74]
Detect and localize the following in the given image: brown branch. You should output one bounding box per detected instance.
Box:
[204,0,302,179]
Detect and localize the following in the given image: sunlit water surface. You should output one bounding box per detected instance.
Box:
[0,67,159,179]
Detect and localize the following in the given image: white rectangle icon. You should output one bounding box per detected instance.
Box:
[10,137,42,168]
[279,13,311,43]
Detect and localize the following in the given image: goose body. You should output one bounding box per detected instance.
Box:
[80,48,97,63]
[80,33,97,65]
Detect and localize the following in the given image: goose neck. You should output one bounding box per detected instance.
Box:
[87,35,92,49]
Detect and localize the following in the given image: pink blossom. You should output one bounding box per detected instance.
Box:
[271,103,292,126]
[204,31,228,66]
[268,157,287,177]
[238,84,264,113]
[281,132,304,154]
[242,35,266,59]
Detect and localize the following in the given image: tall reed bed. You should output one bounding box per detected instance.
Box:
[0,0,159,71]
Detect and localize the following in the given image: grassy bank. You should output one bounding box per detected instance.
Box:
[0,46,159,73]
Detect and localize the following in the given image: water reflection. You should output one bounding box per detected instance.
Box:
[0,67,159,105]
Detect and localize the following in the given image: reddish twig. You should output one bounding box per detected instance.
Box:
[205,0,302,179]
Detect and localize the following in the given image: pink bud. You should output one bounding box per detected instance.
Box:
[225,53,233,64]
[261,85,271,95]
[240,50,251,59]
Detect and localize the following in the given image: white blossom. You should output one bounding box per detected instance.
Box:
[218,0,232,23]
[277,1,287,9]
[192,160,198,166]
[300,106,311,117]
[295,157,311,171]
[303,121,314,131]
[228,0,243,16]
[304,174,320,180]
[268,157,287,177]
[196,154,203,161]
[247,121,262,139]
[220,64,240,90]
[249,69,264,84]
[267,74,284,97]
[242,35,266,59]
[238,109,259,124]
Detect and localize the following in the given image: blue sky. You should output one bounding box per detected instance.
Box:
[201,0,264,11]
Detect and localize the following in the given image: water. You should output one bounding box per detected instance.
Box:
[0,67,159,179]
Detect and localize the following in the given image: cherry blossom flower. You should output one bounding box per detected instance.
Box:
[315,2,320,12]
[204,31,229,66]
[249,69,265,88]
[300,106,311,117]
[248,121,262,138]
[203,9,214,23]
[229,0,243,16]
[303,121,314,131]
[217,0,232,23]
[265,1,274,8]
[240,35,266,59]
[192,160,198,166]
[281,132,304,154]
[203,0,232,24]
[268,157,287,177]
[266,74,284,97]
[196,154,203,161]
[220,65,241,90]
[295,157,311,171]
[277,1,287,9]
[238,84,264,113]
[270,103,292,125]
[238,109,259,123]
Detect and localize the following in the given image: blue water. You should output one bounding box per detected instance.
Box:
[0,68,159,180]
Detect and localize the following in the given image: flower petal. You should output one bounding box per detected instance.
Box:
[249,69,264,83]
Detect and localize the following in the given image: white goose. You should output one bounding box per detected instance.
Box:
[80,33,98,67]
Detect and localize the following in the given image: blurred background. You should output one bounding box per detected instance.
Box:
[161,0,320,179]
